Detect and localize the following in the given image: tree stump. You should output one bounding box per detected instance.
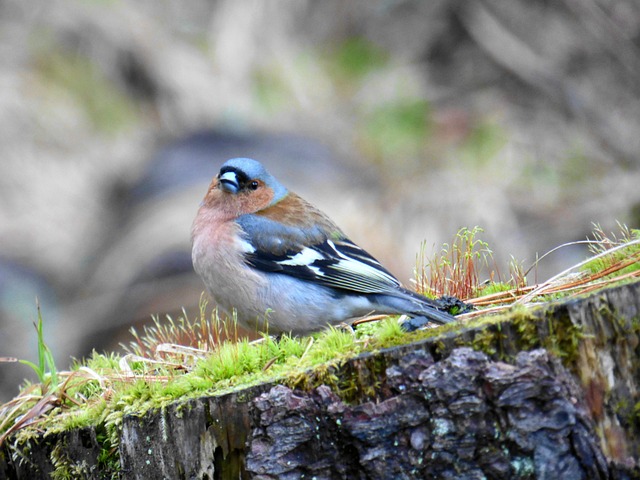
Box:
[1,280,639,479]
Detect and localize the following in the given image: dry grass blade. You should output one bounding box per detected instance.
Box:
[118,353,185,377]
[456,304,514,320]
[0,392,42,436]
[78,366,107,390]
[468,285,536,307]
[351,313,388,327]
[517,238,640,304]
[524,240,596,277]
[122,302,237,360]
[298,337,315,364]
[155,343,208,360]
[0,365,120,447]
[0,393,59,446]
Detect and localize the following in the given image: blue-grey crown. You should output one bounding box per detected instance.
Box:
[220,158,288,203]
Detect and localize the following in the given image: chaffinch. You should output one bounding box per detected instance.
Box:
[191,158,456,335]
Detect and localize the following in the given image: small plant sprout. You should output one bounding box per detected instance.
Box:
[414,226,493,300]
[18,300,59,394]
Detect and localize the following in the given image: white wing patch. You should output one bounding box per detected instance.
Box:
[279,247,324,266]
[277,247,326,277]
[237,238,256,254]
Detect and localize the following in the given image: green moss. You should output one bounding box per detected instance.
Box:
[582,227,640,277]
[49,442,73,480]
[465,303,584,365]
[471,323,500,357]
[6,428,119,480]
[477,282,515,297]
[285,351,387,404]
[95,424,120,477]
[286,361,339,395]
[50,441,95,480]
[80,351,121,371]
[306,327,357,364]
[368,317,409,346]
[512,306,546,351]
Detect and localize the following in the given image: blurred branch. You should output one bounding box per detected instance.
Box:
[457,1,571,108]
[563,0,640,81]
[457,0,640,168]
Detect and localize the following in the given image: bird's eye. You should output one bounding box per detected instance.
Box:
[249,181,259,190]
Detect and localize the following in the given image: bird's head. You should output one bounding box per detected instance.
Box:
[202,158,288,217]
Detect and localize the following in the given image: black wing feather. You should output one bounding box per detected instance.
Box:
[244,237,403,294]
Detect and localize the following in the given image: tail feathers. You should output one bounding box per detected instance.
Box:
[409,304,455,325]
[400,288,456,325]
[372,288,457,325]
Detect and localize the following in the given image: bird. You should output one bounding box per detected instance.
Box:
[191,158,456,335]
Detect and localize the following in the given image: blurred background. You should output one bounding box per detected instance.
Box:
[1,0,639,401]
